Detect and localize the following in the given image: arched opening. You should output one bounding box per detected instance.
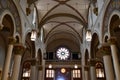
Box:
[20,33,34,80]
[38,49,42,65]
[22,61,31,80]
[91,33,99,58]
[104,36,108,43]
[85,49,89,66]
[109,14,120,62]
[0,14,14,78]
[95,62,105,79]
[1,14,14,35]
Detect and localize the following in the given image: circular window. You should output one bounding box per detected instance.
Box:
[56,47,70,60]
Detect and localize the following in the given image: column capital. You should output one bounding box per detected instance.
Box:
[8,37,16,44]
[108,37,117,45]
[13,43,25,55]
[98,44,111,56]
[84,66,89,71]
[38,65,43,70]
[88,59,96,66]
[30,58,37,66]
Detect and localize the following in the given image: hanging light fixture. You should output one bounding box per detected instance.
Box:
[31,29,37,41]
[31,6,37,41]
[86,30,92,41]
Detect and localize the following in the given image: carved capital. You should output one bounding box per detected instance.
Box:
[26,7,31,16]
[38,65,43,70]
[108,37,117,45]
[8,37,16,44]
[98,45,111,56]
[13,44,25,55]
[88,59,96,66]
[30,58,37,66]
[84,66,89,71]
[93,7,98,16]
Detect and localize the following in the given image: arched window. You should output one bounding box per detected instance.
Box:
[96,62,105,78]
[22,62,31,80]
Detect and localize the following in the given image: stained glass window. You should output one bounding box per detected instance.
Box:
[56,47,70,60]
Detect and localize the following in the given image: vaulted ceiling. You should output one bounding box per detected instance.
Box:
[36,0,90,51]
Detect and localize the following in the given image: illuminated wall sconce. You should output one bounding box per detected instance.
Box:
[31,29,37,41]
[86,30,92,42]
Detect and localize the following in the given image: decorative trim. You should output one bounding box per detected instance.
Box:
[108,37,117,45]
[84,66,89,71]
[98,44,111,56]
[30,58,37,66]
[8,37,16,44]
[38,65,43,70]
[88,59,96,66]
[93,7,98,16]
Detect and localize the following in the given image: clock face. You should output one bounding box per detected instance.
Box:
[56,47,70,60]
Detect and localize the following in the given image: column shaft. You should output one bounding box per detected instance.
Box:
[103,55,114,80]
[110,44,120,80]
[10,43,24,80]
[10,55,22,80]
[30,66,37,80]
[2,44,13,80]
[38,65,42,80]
[90,66,96,80]
[85,70,89,80]
[2,37,15,80]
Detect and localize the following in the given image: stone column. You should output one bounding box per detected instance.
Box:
[30,58,37,80]
[2,37,16,80]
[10,44,25,80]
[99,45,114,80]
[42,60,45,80]
[38,65,43,80]
[84,66,89,80]
[108,37,120,80]
[89,59,96,80]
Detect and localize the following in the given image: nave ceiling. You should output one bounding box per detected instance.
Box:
[36,0,90,51]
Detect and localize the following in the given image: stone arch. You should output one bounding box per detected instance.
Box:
[104,35,108,43]
[91,33,100,58]
[0,10,16,36]
[109,13,120,37]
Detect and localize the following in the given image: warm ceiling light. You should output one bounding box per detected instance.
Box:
[48,64,52,69]
[74,64,78,69]
[86,30,92,41]
[61,68,66,73]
